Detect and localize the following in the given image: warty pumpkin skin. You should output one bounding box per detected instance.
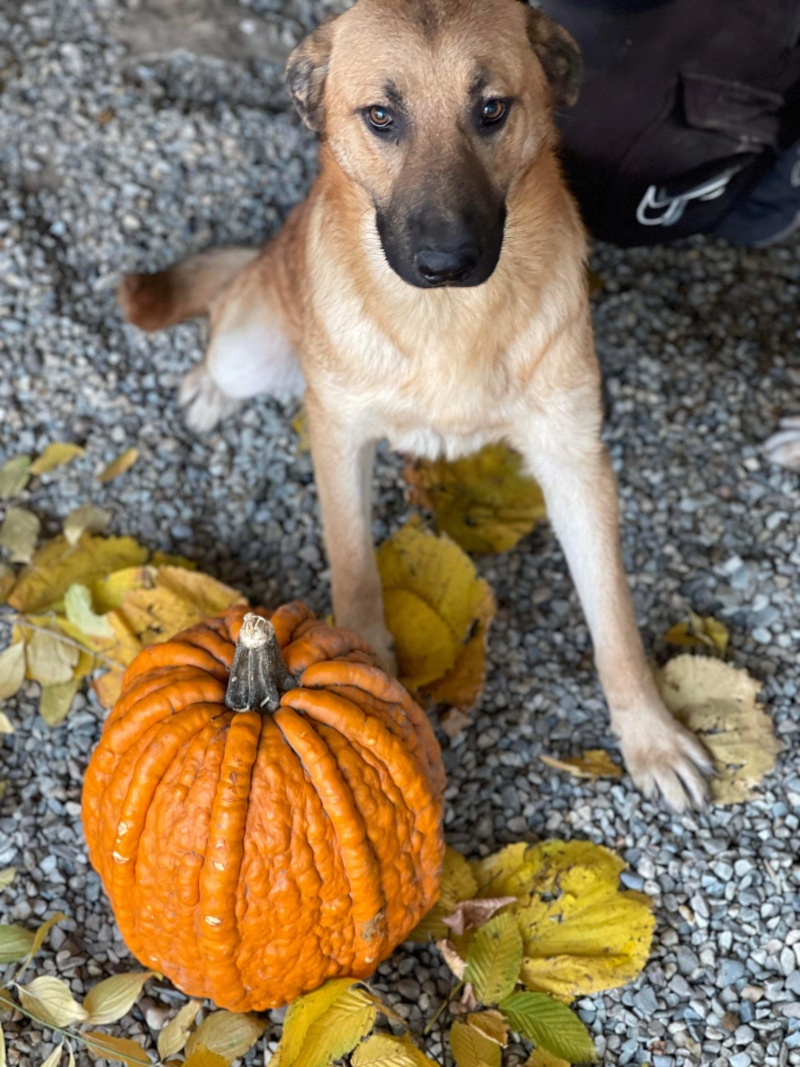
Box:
[82,602,446,1012]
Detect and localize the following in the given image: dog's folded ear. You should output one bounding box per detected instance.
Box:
[286,19,336,133]
[523,6,582,108]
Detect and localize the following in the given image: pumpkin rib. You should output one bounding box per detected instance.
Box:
[103,670,227,736]
[121,639,230,689]
[273,705,386,972]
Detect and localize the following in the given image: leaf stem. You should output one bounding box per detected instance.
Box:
[1,609,126,669]
[423,980,464,1037]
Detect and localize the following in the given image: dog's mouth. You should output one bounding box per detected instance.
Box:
[376,204,507,290]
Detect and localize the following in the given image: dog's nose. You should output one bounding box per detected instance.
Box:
[414,245,479,286]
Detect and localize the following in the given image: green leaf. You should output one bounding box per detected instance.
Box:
[25,629,79,686]
[30,444,85,477]
[184,1010,265,1061]
[40,1042,64,1067]
[0,508,41,564]
[64,583,114,638]
[63,505,112,547]
[274,979,359,1067]
[39,680,80,727]
[0,923,35,964]
[83,971,159,1025]
[352,1034,439,1067]
[81,1032,152,1065]
[499,993,596,1063]
[0,456,32,500]
[293,988,377,1067]
[17,976,88,1028]
[0,643,26,701]
[157,999,202,1060]
[0,869,16,891]
[464,911,522,1005]
[449,1020,501,1067]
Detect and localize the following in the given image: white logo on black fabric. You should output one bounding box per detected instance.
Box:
[636,172,734,227]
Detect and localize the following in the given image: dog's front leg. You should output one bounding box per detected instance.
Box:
[305,391,396,670]
[513,385,712,812]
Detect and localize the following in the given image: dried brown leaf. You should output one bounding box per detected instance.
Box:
[443,897,517,937]
[437,939,467,980]
[539,749,624,781]
[0,508,41,564]
[63,504,112,547]
[157,999,202,1061]
[17,976,88,1028]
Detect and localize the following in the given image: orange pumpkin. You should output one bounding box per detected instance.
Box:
[82,603,445,1012]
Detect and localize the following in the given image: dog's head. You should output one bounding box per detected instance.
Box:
[287,0,581,290]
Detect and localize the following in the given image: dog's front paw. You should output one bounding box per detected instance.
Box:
[179,365,241,434]
[764,416,800,471]
[617,707,713,813]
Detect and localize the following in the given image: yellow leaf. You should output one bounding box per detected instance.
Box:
[30,444,85,476]
[90,565,156,612]
[40,1042,64,1067]
[464,912,523,1004]
[81,1032,152,1065]
[408,847,478,943]
[17,976,89,1028]
[25,629,79,686]
[7,534,149,614]
[404,443,546,555]
[0,642,26,700]
[0,456,32,500]
[64,583,114,638]
[0,712,13,735]
[40,680,80,727]
[97,447,139,483]
[92,669,126,710]
[275,979,359,1067]
[478,841,656,1002]
[0,508,41,564]
[181,1050,229,1067]
[450,1019,501,1067]
[0,1021,5,1067]
[184,1010,265,1061]
[524,1051,571,1067]
[0,869,16,891]
[149,552,197,570]
[291,405,310,454]
[63,504,112,547]
[157,999,202,1061]
[466,1012,509,1048]
[657,655,777,805]
[294,988,376,1067]
[377,521,495,708]
[27,912,67,963]
[83,970,159,1026]
[0,924,35,964]
[662,612,729,657]
[352,1034,439,1067]
[0,564,15,605]
[539,749,623,781]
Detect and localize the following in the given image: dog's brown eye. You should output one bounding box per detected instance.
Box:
[366,106,394,131]
[481,99,508,125]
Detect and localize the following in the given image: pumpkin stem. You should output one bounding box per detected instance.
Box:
[225,613,296,713]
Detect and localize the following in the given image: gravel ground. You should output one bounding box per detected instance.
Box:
[1,1,799,1065]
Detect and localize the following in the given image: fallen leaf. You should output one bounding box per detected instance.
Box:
[464,911,523,1005]
[499,992,596,1063]
[17,976,88,1028]
[39,681,80,727]
[0,713,13,735]
[443,897,517,937]
[0,456,32,500]
[450,1018,501,1067]
[7,534,148,613]
[181,1050,228,1067]
[471,841,655,1002]
[291,406,311,455]
[408,847,478,943]
[81,1032,151,1066]
[0,924,35,964]
[539,749,623,781]
[0,643,26,701]
[184,1009,265,1061]
[0,1023,5,1067]
[377,521,495,710]
[97,447,139,483]
[24,629,79,686]
[40,1042,63,1067]
[63,504,112,546]
[352,1033,439,1067]
[26,912,67,964]
[657,655,777,805]
[0,564,15,604]
[64,584,114,638]
[524,1051,570,1067]
[404,443,546,555]
[83,971,159,1026]
[91,669,126,710]
[437,939,467,981]
[0,869,16,891]
[158,1000,203,1061]
[466,1011,509,1048]
[30,444,85,476]
[149,552,197,569]
[293,987,376,1067]
[662,611,729,657]
[273,979,360,1067]
[0,508,41,564]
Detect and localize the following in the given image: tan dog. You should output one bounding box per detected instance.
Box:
[119,0,711,811]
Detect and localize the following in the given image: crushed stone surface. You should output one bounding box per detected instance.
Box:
[1,1,799,1065]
